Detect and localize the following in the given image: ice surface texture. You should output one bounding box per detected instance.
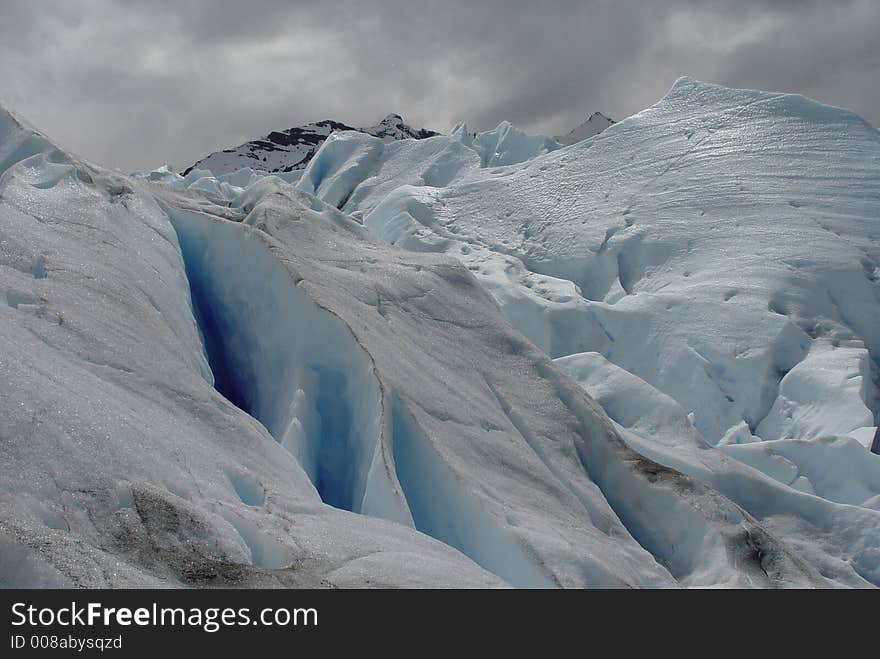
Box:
[292,78,880,586]
[2,78,880,588]
[328,78,880,450]
[0,110,501,588]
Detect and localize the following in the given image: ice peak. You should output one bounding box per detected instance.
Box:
[660,78,878,132]
[470,121,560,167]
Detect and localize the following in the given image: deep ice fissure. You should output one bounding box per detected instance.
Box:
[163,203,383,514]
[162,202,556,586]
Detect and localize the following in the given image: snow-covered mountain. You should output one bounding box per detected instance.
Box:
[555,111,616,145]
[3,78,880,589]
[184,114,440,177]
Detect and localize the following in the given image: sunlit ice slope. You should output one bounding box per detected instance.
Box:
[293,78,880,586]
[344,77,880,449]
[4,75,880,588]
[1,103,819,589]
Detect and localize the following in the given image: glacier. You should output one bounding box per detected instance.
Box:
[2,77,880,589]
[318,78,880,449]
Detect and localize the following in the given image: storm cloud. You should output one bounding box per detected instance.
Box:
[1,0,877,171]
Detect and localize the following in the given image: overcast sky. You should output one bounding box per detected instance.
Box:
[1,0,878,172]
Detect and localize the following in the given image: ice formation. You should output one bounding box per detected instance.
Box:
[2,78,880,589]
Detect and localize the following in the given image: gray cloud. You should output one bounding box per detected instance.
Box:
[1,0,877,171]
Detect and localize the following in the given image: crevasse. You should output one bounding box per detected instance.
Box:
[162,203,550,587]
[163,204,384,513]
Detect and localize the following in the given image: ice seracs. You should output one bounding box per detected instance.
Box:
[3,76,880,589]
[287,77,880,585]
[338,77,880,450]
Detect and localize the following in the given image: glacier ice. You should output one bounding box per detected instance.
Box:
[340,78,880,449]
[284,77,880,586]
[2,76,880,589]
[0,109,503,588]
